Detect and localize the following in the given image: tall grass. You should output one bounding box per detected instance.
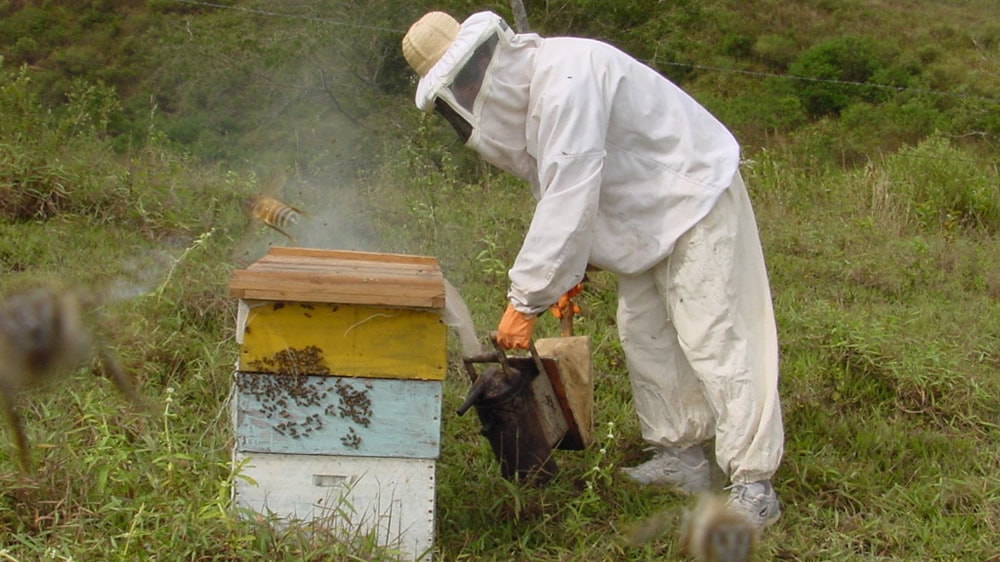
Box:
[0,2,998,561]
[381,113,1000,561]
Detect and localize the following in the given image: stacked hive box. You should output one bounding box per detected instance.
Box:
[228,247,447,561]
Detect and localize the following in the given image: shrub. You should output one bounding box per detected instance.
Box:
[835,98,945,157]
[720,33,754,59]
[752,33,800,70]
[788,36,912,117]
[871,134,1000,232]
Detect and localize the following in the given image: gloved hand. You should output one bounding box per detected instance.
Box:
[549,283,584,320]
[495,303,536,349]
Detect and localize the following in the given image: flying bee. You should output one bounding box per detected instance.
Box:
[624,494,757,562]
[679,495,757,562]
[244,194,306,243]
[0,285,146,472]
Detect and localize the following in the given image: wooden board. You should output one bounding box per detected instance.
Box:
[229,247,446,309]
[234,374,442,459]
[529,361,571,450]
[237,300,447,380]
[233,451,435,561]
[536,336,594,450]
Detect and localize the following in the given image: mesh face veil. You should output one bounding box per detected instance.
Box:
[414,12,513,139]
[434,98,473,142]
[442,33,499,115]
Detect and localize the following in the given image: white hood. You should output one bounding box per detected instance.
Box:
[467,31,541,183]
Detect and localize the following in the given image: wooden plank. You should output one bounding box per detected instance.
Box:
[229,270,445,309]
[232,452,435,562]
[230,271,439,290]
[234,374,442,459]
[229,272,445,308]
[536,336,594,450]
[530,361,571,450]
[231,288,441,310]
[243,257,441,278]
[237,301,447,380]
[228,247,446,309]
[265,246,440,266]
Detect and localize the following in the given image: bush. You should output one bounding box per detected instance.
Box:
[752,33,800,70]
[830,98,945,159]
[788,36,913,117]
[872,134,1000,232]
[720,33,754,59]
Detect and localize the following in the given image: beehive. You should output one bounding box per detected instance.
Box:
[228,247,446,561]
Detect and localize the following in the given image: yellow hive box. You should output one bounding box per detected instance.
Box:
[229,247,447,381]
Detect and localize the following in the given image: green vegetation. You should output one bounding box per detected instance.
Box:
[0,1,998,560]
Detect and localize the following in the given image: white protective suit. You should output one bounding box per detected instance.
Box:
[416,12,783,484]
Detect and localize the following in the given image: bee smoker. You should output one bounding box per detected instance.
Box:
[457,340,569,486]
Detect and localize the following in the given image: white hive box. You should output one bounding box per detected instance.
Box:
[232,452,436,560]
[228,247,446,561]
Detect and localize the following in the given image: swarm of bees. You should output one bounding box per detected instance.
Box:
[625,493,757,562]
[245,194,306,243]
[0,284,146,472]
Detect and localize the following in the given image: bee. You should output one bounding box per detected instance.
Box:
[0,285,146,472]
[679,495,757,562]
[245,194,306,243]
[624,494,757,562]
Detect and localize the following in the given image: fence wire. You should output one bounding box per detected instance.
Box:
[166,0,1000,108]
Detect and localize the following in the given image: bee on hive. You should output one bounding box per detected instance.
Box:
[0,284,147,472]
[679,494,757,562]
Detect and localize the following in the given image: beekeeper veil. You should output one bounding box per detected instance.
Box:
[403,12,511,142]
[404,11,538,183]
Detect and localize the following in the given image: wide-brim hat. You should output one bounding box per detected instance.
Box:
[402,11,460,77]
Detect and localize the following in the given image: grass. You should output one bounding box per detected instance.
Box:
[0,1,999,561]
[421,144,1000,561]
[1,138,997,562]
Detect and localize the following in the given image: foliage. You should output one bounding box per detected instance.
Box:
[0,1,148,107]
[0,61,242,242]
[0,1,998,561]
[867,134,1000,232]
[751,33,801,70]
[786,36,913,118]
[0,64,127,223]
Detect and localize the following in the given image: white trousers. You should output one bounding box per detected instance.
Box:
[616,172,783,485]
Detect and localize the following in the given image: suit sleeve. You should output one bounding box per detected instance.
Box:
[507,54,613,314]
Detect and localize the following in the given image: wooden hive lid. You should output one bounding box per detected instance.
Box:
[228,247,445,309]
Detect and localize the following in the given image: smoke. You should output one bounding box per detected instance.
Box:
[442,279,483,356]
[189,4,489,356]
[167,2,409,260]
[278,170,379,253]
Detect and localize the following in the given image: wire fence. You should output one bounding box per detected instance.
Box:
[164,0,1000,159]
[167,0,1000,107]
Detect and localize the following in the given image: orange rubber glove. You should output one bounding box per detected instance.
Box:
[549,283,584,320]
[495,303,536,350]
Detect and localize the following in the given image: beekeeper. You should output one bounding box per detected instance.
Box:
[402,11,784,529]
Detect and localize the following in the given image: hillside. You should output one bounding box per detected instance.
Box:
[0,1,997,560]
